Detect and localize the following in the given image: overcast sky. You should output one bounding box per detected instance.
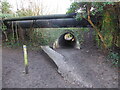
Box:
[6,0,73,15]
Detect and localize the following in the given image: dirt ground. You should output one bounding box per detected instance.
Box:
[55,30,118,88]
[56,48,118,88]
[2,45,118,88]
[2,47,83,88]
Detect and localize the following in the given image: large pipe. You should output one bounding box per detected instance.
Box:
[3,13,76,22]
[5,18,93,28]
[3,13,100,28]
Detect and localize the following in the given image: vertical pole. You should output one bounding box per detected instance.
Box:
[23,45,28,74]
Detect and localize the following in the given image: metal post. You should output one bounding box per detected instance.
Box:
[23,45,28,74]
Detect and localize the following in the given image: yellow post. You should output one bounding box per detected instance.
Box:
[23,45,28,74]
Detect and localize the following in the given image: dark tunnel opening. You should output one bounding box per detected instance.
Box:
[58,32,76,48]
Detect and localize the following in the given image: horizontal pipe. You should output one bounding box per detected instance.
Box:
[5,18,95,28]
[3,13,76,22]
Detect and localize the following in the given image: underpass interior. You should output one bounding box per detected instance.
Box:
[58,32,76,48]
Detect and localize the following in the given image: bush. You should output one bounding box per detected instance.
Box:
[108,52,120,67]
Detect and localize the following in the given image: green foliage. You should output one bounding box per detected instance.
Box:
[0,0,13,31]
[67,2,118,50]
[1,23,7,31]
[0,13,13,18]
[108,52,120,67]
[0,0,13,17]
[67,2,115,20]
[29,28,89,46]
[101,11,114,48]
[66,2,80,14]
[0,0,15,43]
[1,0,12,14]
[91,2,114,15]
[0,0,13,18]
[95,7,119,49]
[67,2,88,20]
[3,41,22,48]
[16,9,34,17]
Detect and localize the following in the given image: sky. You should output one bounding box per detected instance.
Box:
[6,0,73,15]
[3,0,119,15]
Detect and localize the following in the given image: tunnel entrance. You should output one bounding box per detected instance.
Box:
[58,32,76,48]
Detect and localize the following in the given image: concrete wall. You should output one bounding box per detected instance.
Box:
[29,28,89,46]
